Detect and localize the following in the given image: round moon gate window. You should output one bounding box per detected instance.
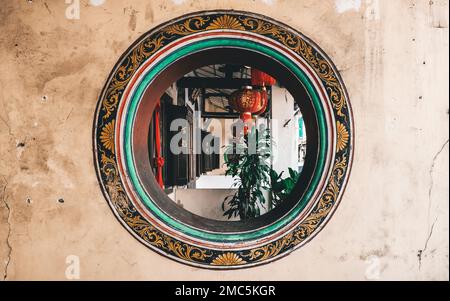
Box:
[94,10,354,269]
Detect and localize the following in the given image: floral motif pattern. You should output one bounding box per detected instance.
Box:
[212,253,246,265]
[100,120,115,154]
[206,15,244,30]
[336,121,349,152]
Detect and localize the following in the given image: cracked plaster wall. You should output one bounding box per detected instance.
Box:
[0,0,448,280]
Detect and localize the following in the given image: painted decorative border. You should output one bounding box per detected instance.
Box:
[93,11,354,269]
[120,35,331,245]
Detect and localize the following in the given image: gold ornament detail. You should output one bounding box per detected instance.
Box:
[246,233,293,262]
[166,16,210,35]
[336,121,349,152]
[102,35,166,120]
[212,253,246,265]
[206,15,245,30]
[100,120,115,154]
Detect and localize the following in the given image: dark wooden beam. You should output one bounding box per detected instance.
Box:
[177,77,251,89]
[204,93,230,97]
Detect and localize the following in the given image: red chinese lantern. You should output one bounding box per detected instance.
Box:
[255,87,268,115]
[228,69,275,135]
[229,86,268,134]
[251,69,276,87]
[250,69,274,116]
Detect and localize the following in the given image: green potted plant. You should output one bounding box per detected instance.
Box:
[222,127,272,220]
[269,167,300,209]
[222,126,301,220]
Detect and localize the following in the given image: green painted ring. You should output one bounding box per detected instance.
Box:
[122,37,329,242]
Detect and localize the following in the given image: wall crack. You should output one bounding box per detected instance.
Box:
[427,139,449,216]
[419,139,449,271]
[1,177,12,281]
[417,217,438,271]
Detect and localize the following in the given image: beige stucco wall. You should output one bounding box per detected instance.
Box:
[0,0,448,280]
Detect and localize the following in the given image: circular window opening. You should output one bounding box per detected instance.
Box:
[94,11,353,269]
[133,47,318,234]
[155,64,308,223]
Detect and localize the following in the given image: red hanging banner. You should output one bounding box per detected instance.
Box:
[154,101,164,188]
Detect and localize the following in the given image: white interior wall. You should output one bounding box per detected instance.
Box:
[271,85,299,175]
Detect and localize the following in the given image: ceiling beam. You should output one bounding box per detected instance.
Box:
[177,77,251,89]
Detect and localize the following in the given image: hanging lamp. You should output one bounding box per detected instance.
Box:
[228,69,276,134]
